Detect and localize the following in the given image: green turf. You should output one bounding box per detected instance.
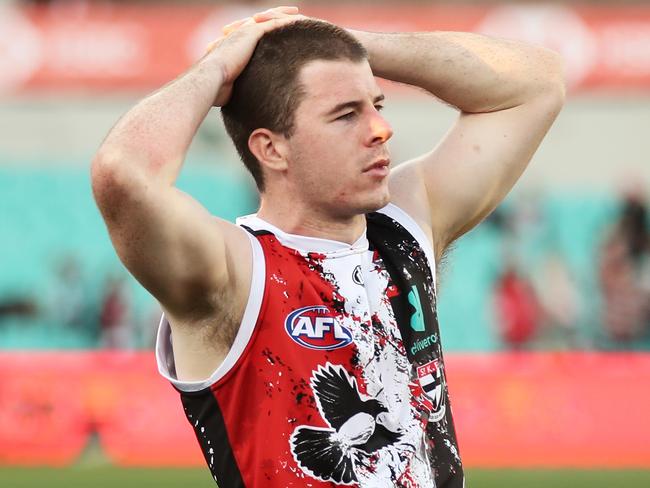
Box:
[1,467,650,487]
[0,467,214,488]
[467,469,650,487]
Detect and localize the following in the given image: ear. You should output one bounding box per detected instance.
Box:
[248,128,288,172]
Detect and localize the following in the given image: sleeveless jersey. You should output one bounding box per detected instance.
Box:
[156,204,464,487]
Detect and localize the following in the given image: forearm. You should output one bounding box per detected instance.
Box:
[352,30,564,113]
[92,7,301,209]
[94,57,224,186]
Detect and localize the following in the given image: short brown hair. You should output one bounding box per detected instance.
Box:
[221,20,367,191]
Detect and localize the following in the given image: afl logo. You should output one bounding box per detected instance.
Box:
[285,306,353,351]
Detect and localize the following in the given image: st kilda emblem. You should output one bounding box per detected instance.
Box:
[352,265,364,285]
[417,358,446,422]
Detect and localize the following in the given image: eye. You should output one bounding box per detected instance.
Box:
[336,112,355,121]
[374,104,384,112]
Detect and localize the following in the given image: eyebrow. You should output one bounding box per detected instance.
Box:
[325,94,385,117]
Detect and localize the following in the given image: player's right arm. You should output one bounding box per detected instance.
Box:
[91,8,300,323]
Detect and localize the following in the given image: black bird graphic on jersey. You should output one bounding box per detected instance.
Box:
[290,363,402,484]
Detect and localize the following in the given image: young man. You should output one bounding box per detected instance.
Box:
[92,6,564,487]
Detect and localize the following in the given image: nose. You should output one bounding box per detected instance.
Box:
[366,112,393,146]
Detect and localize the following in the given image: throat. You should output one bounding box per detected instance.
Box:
[257,203,367,245]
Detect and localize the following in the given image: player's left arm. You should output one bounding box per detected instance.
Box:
[353,30,565,261]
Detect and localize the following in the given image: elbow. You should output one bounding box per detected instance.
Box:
[92,143,177,196]
[549,51,566,104]
[539,48,567,108]
[520,47,566,118]
[91,151,143,220]
[542,77,566,120]
[91,151,123,204]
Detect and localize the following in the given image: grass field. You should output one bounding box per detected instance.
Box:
[2,467,650,487]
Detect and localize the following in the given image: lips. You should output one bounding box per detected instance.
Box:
[363,159,390,173]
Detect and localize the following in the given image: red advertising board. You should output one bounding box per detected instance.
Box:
[1,4,650,94]
[0,351,649,468]
[0,352,203,467]
[448,353,650,468]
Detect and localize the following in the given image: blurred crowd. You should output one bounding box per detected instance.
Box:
[599,193,650,345]
[489,188,650,350]
[1,188,648,351]
[0,257,160,350]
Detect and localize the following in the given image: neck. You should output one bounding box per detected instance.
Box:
[257,196,367,245]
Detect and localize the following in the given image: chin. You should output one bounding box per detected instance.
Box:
[328,187,391,218]
[358,191,391,215]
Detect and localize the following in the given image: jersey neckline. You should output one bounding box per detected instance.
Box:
[236,213,370,257]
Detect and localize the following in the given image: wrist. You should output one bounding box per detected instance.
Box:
[346,29,396,78]
[347,29,380,54]
[195,52,227,86]
[186,55,227,105]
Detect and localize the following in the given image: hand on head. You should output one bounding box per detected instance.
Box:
[221,6,307,36]
[204,6,308,106]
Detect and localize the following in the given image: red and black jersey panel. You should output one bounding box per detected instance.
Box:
[158,204,464,487]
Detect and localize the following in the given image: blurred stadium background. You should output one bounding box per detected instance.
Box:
[1,0,650,486]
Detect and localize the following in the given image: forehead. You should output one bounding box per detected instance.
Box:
[297,59,381,111]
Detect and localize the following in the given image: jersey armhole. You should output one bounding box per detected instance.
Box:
[155,231,266,392]
[378,203,437,292]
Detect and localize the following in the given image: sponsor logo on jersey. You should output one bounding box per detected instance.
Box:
[285,306,353,351]
[417,358,446,422]
[352,265,364,285]
[408,285,426,332]
[410,333,438,356]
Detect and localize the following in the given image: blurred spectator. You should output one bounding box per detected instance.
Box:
[99,274,132,349]
[0,298,37,320]
[489,194,547,349]
[493,262,541,349]
[532,253,582,348]
[599,192,650,346]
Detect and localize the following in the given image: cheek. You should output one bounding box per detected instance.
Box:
[291,136,356,180]
[287,127,370,198]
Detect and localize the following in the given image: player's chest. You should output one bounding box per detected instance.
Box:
[262,249,405,357]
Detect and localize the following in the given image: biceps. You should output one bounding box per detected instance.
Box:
[95,172,231,316]
[423,97,561,246]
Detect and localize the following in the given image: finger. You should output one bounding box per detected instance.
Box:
[222,17,254,36]
[276,6,300,13]
[253,6,300,23]
[253,13,309,31]
[255,15,305,34]
[205,39,219,53]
